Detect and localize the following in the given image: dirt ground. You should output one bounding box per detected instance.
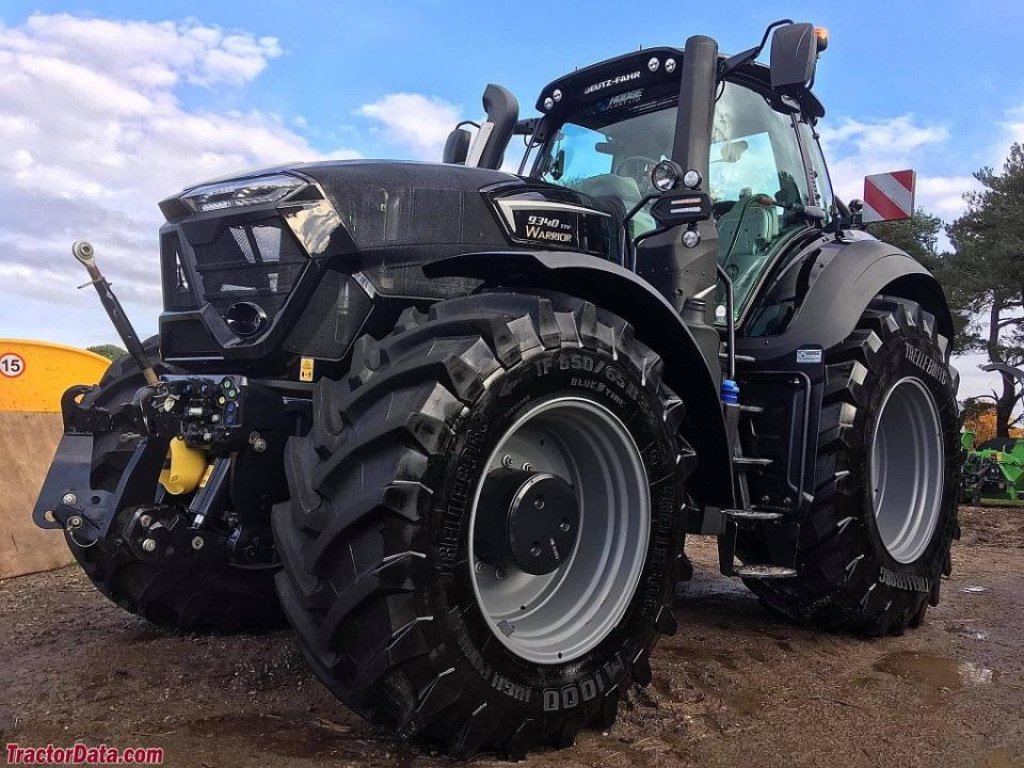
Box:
[1,505,1021,768]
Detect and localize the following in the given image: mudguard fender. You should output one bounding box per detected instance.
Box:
[739,236,954,362]
[426,250,733,506]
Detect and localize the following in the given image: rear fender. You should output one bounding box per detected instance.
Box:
[425,250,733,506]
[739,234,954,362]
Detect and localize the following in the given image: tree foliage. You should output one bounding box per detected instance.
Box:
[961,399,1023,446]
[87,344,128,362]
[931,143,1024,436]
[867,208,943,270]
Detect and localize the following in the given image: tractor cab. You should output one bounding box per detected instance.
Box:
[526,53,831,321]
[446,23,897,331]
[519,26,833,325]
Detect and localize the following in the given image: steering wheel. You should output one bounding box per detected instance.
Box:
[614,155,659,194]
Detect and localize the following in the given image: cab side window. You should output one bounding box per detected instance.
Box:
[710,83,811,317]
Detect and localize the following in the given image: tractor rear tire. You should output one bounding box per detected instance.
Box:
[273,292,692,757]
[68,340,283,633]
[741,296,960,635]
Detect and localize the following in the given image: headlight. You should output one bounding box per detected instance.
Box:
[181,173,305,213]
[651,160,684,192]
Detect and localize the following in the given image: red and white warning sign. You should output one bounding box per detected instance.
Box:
[862,169,916,223]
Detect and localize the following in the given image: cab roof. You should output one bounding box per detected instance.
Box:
[535,46,824,123]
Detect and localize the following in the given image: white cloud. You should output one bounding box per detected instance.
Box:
[357,92,462,161]
[952,352,1003,401]
[0,13,358,341]
[999,105,1024,150]
[820,114,980,222]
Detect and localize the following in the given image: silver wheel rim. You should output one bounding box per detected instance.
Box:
[468,397,650,665]
[870,376,944,564]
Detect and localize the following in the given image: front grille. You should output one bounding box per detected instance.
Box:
[161,232,197,310]
[191,218,308,325]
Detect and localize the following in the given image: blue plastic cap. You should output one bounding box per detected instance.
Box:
[721,378,740,404]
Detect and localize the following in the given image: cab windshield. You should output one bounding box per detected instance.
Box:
[533,82,814,318]
[533,100,677,237]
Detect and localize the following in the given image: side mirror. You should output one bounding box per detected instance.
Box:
[769,22,818,94]
[443,127,472,165]
[719,140,749,164]
[861,170,915,223]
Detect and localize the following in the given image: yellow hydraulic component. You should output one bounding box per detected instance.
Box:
[159,437,208,496]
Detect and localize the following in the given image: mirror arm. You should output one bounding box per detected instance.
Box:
[512,118,539,136]
[620,192,662,272]
[719,18,793,77]
[624,192,661,225]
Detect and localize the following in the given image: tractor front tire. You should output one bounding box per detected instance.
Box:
[68,342,283,633]
[742,296,960,635]
[274,292,692,757]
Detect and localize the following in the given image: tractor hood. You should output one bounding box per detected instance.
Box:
[156,159,620,368]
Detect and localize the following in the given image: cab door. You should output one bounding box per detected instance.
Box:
[710,82,818,321]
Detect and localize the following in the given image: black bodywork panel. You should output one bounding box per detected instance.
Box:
[157,161,619,375]
[739,230,954,361]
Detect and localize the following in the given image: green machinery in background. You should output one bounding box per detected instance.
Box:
[961,430,1024,504]
[961,362,1024,505]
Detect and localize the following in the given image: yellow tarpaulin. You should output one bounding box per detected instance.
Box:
[0,339,111,578]
[0,338,110,412]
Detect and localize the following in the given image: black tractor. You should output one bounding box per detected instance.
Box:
[34,21,961,757]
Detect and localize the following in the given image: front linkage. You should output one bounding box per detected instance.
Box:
[33,242,293,570]
[34,372,285,567]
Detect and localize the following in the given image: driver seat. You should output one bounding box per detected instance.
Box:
[716,197,779,276]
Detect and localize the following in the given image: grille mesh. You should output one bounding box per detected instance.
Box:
[192,218,307,321]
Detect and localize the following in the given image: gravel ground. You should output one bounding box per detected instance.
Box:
[1,505,1021,768]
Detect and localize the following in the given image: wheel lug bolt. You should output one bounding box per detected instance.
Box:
[502,455,514,468]
[530,544,542,557]
[534,496,545,510]
[495,568,507,579]
[474,561,486,574]
[560,519,571,532]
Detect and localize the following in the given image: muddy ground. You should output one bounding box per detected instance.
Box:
[1,505,1021,768]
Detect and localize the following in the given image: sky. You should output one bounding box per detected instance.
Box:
[0,0,1022,400]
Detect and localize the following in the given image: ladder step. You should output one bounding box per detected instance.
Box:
[733,456,773,469]
[734,564,798,579]
[721,352,757,364]
[723,509,783,522]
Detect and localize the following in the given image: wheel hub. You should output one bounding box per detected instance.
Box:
[871,376,944,564]
[476,469,580,576]
[468,396,651,665]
